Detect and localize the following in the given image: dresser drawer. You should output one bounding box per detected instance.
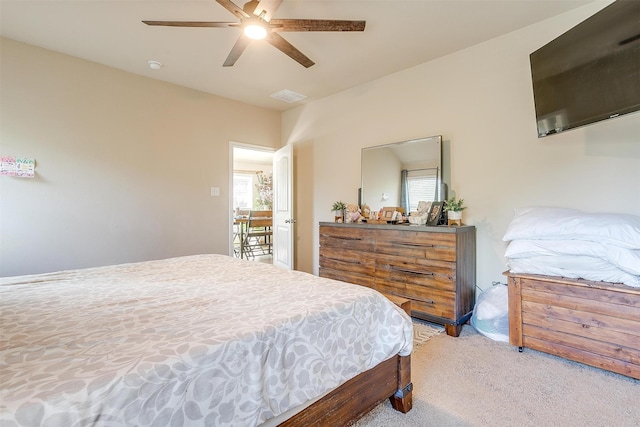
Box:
[376,281,456,319]
[375,258,456,292]
[319,247,375,288]
[374,229,456,261]
[409,297,456,320]
[320,225,375,252]
[319,267,375,288]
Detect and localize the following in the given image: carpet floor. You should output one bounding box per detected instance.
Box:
[355,323,640,427]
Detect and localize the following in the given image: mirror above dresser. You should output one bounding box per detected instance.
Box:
[360,135,444,213]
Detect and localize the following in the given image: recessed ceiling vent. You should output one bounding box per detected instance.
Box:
[270,89,307,103]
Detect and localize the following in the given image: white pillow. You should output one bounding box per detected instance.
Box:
[503,207,640,249]
[507,255,640,288]
[505,239,640,276]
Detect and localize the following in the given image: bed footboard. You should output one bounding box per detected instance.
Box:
[279,354,412,426]
[506,272,640,380]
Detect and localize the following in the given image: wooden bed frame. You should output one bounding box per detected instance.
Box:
[280,354,412,426]
[505,272,640,380]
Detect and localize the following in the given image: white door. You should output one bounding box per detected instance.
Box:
[272,144,294,269]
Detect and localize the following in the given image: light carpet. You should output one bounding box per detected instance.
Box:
[355,324,640,427]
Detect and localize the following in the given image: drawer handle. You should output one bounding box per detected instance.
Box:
[327,257,362,265]
[325,235,363,241]
[390,241,434,248]
[389,266,434,276]
[390,292,435,305]
[412,296,435,305]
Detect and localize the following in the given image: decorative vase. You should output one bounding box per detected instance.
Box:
[334,210,344,223]
[447,210,462,226]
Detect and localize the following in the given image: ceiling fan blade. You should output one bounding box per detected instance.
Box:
[252,0,282,22]
[143,20,239,28]
[266,32,314,68]
[223,35,251,67]
[269,19,366,32]
[216,0,250,20]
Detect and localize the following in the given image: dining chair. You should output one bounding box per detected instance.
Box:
[242,210,272,259]
[233,209,250,258]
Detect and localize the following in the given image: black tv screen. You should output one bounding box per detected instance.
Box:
[530,0,640,137]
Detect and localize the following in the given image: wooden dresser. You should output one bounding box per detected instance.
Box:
[319,222,476,337]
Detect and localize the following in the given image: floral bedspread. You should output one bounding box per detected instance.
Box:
[1,254,412,426]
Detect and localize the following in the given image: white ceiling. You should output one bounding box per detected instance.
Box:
[1,0,596,112]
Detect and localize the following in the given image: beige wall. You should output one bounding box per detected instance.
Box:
[1,38,280,276]
[3,2,639,284]
[285,1,640,291]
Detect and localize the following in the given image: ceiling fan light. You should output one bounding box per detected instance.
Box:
[244,24,267,40]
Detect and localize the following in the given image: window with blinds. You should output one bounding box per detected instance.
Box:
[406,168,438,211]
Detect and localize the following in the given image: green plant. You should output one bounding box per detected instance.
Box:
[445,196,466,212]
[331,201,347,211]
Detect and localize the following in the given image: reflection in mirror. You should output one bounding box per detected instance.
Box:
[361,135,443,213]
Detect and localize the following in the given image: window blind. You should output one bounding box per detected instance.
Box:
[406,168,438,211]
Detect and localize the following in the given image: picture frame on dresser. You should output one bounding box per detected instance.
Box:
[426,202,444,226]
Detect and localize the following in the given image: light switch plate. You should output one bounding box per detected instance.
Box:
[211,187,220,197]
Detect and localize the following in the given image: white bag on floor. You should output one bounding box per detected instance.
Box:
[470,284,509,343]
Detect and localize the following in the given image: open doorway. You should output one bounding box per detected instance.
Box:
[230,143,274,263]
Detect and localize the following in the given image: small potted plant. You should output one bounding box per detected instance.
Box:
[445,195,466,226]
[331,201,347,223]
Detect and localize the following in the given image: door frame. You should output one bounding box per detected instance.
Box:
[228,142,275,258]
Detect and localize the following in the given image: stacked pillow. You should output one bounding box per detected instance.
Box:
[503,207,640,287]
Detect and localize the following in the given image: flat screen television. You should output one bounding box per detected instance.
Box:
[530,0,640,137]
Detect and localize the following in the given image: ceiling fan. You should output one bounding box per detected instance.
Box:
[143,0,366,68]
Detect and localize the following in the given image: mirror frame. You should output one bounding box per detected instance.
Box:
[360,135,443,212]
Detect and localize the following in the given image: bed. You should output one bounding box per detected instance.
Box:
[0,254,413,426]
[502,207,640,380]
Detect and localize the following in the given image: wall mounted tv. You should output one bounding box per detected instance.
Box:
[530,0,640,137]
